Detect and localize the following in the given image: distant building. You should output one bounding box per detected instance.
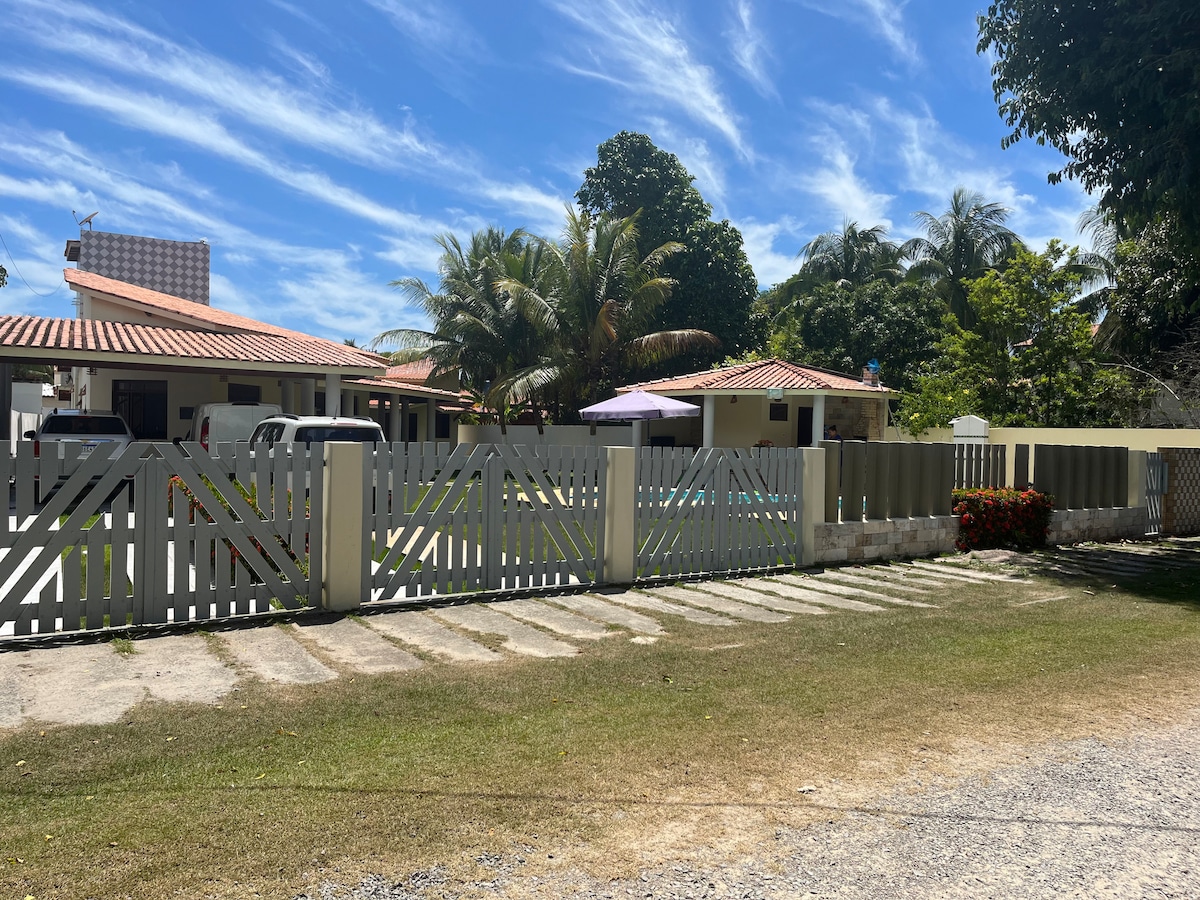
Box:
[65,230,210,305]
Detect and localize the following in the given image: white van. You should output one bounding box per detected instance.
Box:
[188,402,283,449]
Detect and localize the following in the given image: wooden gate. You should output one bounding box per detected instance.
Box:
[368,443,606,601]
[0,441,320,637]
[635,447,804,578]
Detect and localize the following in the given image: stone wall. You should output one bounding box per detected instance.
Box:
[1161,448,1200,536]
[813,516,959,564]
[813,506,1149,564]
[1046,506,1147,545]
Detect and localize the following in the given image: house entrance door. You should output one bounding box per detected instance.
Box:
[113,379,168,439]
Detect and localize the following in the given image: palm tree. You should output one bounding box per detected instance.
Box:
[797,219,904,289]
[903,188,1020,329]
[496,207,720,417]
[370,227,549,421]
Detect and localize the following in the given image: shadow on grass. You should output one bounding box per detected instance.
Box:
[1021,543,1200,611]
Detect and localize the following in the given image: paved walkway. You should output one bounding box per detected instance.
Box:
[2,540,1198,730]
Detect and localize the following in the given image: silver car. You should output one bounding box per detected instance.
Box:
[26,410,136,460]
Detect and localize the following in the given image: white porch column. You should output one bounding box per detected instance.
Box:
[325,373,342,416]
[301,378,316,415]
[280,378,295,414]
[631,419,644,448]
[389,396,402,442]
[702,395,716,448]
[811,394,826,447]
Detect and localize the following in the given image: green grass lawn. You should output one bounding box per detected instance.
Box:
[3,563,1200,898]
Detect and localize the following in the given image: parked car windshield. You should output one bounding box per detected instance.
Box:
[41,416,129,436]
[295,426,382,444]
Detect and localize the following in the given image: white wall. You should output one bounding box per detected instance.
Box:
[458,423,634,447]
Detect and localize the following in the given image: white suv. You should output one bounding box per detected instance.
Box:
[248,415,385,446]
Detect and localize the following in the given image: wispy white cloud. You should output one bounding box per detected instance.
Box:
[546,0,749,158]
[735,216,804,287]
[641,119,729,212]
[0,214,71,310]
[266,32,331,85]
[1,70,443,233]
[363,0,486,61]
[795,0,919,65]
[6,0,448,173]
[796,133,894,228]
[726,0,776,99]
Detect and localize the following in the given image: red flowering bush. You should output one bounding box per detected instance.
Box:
[952,488,1053,551]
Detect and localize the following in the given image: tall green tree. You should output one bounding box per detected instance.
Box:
[903,188,1019,330]
[978,0,1200,248]
[576,132,761,366]
[900,243,1145,431]
[769,280,949,394]
[1100,216,1200,368]
[796,220,904,289]
[497,208,719,417]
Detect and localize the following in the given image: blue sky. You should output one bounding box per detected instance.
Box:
[0,0,1091,344]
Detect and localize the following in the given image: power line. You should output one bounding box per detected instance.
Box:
[0,230,64,299]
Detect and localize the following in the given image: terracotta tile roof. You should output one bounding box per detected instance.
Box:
[619,358,892,394]
[385,359,437,382]
[65,268,320,341]
[348,376,467,402]
[0,315,386,372]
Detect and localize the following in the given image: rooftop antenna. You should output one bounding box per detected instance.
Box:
[73,210,99,231]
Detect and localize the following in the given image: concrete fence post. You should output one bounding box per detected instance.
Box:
[798,447,824,567]
[1128,450,1148,509]
[602,446,636,584]
[322,441,365,611]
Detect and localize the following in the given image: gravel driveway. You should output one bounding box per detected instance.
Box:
[300,712,1200,899]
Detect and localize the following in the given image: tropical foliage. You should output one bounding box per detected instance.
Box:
[372,209,716,423]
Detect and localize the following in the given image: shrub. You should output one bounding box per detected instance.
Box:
[952,487,1054,551]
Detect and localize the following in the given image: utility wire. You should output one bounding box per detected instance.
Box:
[0,230,64,299]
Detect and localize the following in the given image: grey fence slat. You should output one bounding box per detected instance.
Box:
[640,449,723,574]
[15,441,35,522]
[36,577,57,635]
[61,545,81,632]
[109,486,131,627]
[172,482,190,623]
[0,442,9,548]
[85,522,105,629]
[194,520,212,621]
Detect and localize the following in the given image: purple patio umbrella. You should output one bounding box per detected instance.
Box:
[579,390,701,421]
[580,391,700,447]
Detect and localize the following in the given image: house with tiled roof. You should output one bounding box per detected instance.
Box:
[0,231,468,443]
[617,358,894,449]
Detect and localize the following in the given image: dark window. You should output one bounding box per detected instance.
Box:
[113,380,168,439]
[179,406,194,421]
[295,426,383,444]
[42,415,129,435]
[315,391,326,416]
[227,382,261,402]
[769,403,789,422]
[435,412,451,440]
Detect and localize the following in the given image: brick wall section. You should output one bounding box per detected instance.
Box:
[814,516,959,563]
[1161,448,1200,535]
[1048,506,1148,544]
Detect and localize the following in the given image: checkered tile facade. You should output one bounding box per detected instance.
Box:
[1161,448,1200,536]
[78,231,209,305]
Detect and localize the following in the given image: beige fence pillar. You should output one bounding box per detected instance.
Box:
[602,446,636,584]
[322,441,365,611]
[1128,450,1148,508]
[798,447,825,567]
